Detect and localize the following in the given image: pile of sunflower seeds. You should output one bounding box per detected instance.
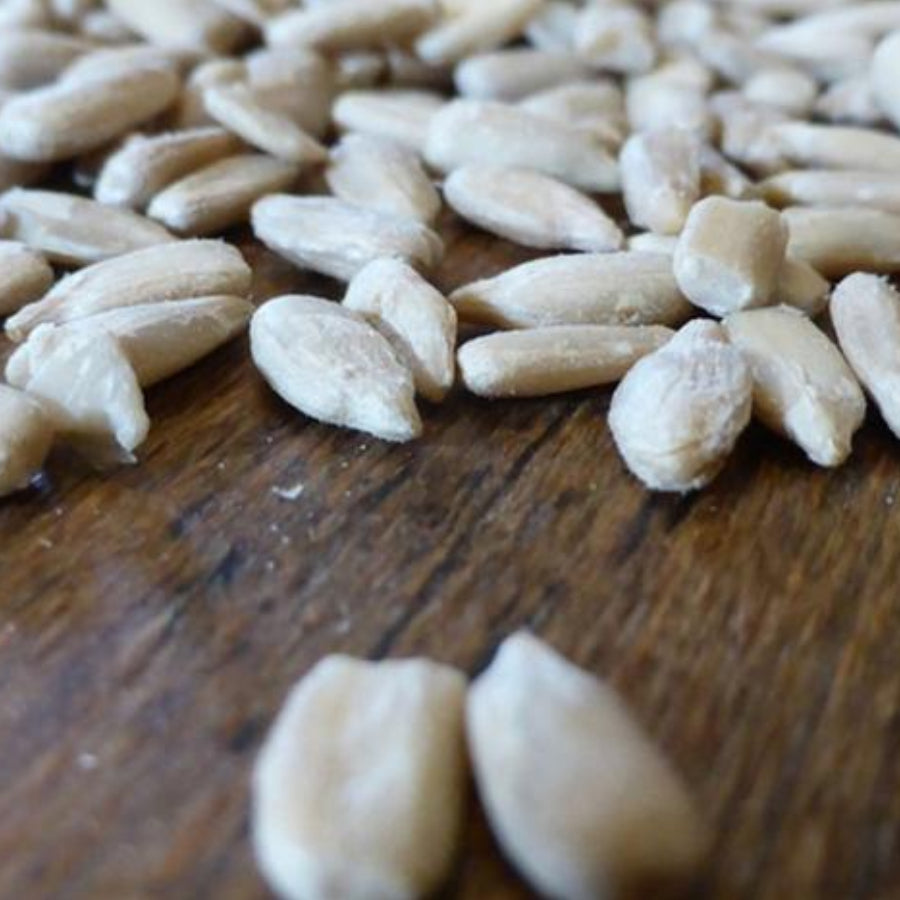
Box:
[2,0,900,500]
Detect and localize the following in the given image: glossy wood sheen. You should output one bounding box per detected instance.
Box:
[0,217,898,900]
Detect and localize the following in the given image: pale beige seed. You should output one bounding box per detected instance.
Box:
[62,45,186,83]
[105,0,249,54]
[0,240,53,316]
[713,92,790,175]
[444,164,623,252]
[0,188,175,268]
[0,0,54,30]
[6,326,149,465]
[673,197,789,317]
[759,2,900,39]
[656,0,717,46]
[609,319,753,492]
[450,252,691,329]
[625,71,713,138]
[252,195,443,283]
[204,83,328,167]
[775,257,830,316]
[95,127,242,210]
[519,80,627,147]
[768,122,900,173]
[0,384,54,498]
[210,0,291,25]
[754,28,872,83]
[524,0,577,51]
[250,294,422,441]
[170,57,247,130]
[454,49,589,102]
[266,0,436,51]
[344,258,456,402]
[425,99,620,193]
[761,169,900,214]
[700,145,758,200]
[0,28,91,90]
[724,307,865,466]
[832,273,900,438]
[79,9,137,43]
[326,133,441,225]
[0,65,180,163]
[815,75,882,126]
[415,0,542,66]
[742,66,818,116]
[467,633,708,897]
[694,27,781,84]
[871,31,900,131]
[627,232,678,254]
[458,324,673,398]
[252,655,467,900]
[332,89,444,153]
[620,129,702,236]
[5,239,251,341]
[783,206,900,277]
[6,296,253,388]
[575,3,657,75]
[149,154,300,237]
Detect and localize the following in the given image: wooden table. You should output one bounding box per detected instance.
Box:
[1,216,899,900]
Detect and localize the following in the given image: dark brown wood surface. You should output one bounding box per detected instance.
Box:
[1,216,899,900]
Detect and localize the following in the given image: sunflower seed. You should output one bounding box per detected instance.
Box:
[210,0,291,26]
[524,0,577,51]
[832,273,900,438]
[458,324,673,398]
[0,240,53,315]
[575,3,658,74]
[815,75,882,126]
[78,9,136,43]
[332,89,444,153]
[783,205,900,277]
[148,154,300,236]
[724,306,865,465]
[344,258,456,402]
[467,633,708,898]
[775,257,830,316]
[609,319,753,492]
[455,48,590,102]
[450,252,691,329]
[626,64,714,137]
[6,239,251,340]
[326,133,441,225]
[252,195,443,282]
[742,66,818,116]
[95,127,242,210]
[444,164,623,252]
[519,80,627,147]
[0,384,54,498]
[761,169,900,214]
[768,121,900,173]
[250,294,422,441]
[7,296,252,388]
[252,655,467,900]
[871,31,900,130]
[170,56,247,130]
[425,99,620,193]
[620,128,702,236]
[62,45,186,83]
[699,144,758,200]
[204,82,328,166]
[0,65,180,162]
[673,197,789,316]
[0,28,91,91]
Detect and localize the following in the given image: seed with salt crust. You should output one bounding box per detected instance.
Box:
[326,133,441,225]
[251,294,422,441]
[0,188,176,267]
[450,252,691,330]
[575,3,658,75]
[7,326,149,466]
[252,195,443,283]
[332,89,444,154]
[0,240,53,316]
[620,129,702,236]
[204,83,327,166]
[673,197,788,317]
[266,0,437,51]
[0,28,92,91]
[95,128,242,211]
[768,122,900,173]
[761,169,900,215]
[871,31,900,131]
[106,0,249,54]
[724,306,865,466]
[343,258,456,402]
[467,632,708,898]
[444,164,623,253]
[5,239,251,341]
[0,384,54,498]
[252,655,467,900]
[148,154,300,237]
[415,0,542,66]
[0,66,180,162]
[832,273,900,439]
[609,319,752,492]
[6,296,253,389]
[783,206,900,277]
[454,49,590,102]
[458,324,673,398]
[426,99,620,193]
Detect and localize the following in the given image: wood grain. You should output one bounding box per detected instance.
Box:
[0,214,899,900]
